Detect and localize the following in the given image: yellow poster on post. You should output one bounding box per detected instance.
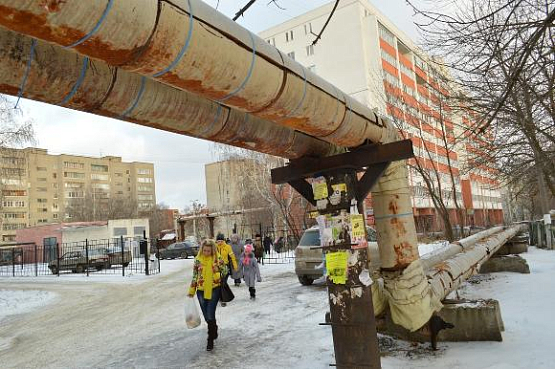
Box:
[351,214,365,238]
[326,251,348,284]
[312,177,328,200]
[331,183,347,194]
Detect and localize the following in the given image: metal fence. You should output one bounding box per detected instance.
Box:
[239,224,299,264]
[0,236,160,277]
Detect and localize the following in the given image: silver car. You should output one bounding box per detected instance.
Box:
[295,226,379,285]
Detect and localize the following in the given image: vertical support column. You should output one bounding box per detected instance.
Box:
[85,239,89,277]
[318,171,381,369]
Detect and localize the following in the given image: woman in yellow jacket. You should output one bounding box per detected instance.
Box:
[188,239,226,351]
[216,233,238,306]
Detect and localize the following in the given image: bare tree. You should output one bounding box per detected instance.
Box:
[408,0,555,217]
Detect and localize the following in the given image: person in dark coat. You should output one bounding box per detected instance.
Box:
[253,234,264,264]
[263,235,273,254]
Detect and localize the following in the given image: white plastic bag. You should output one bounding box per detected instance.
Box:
[184,297,201,329]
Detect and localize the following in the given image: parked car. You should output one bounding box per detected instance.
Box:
[48,249,109,274]
[159,242,199,259]
[294,226,379,286]
[104,247,132,268]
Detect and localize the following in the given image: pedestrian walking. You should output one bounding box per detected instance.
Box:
[263,234,273,254]
[240,243,262,300]
[253,234,264,264]
[274,236,285,253]
[229,233,244,286]
[187,239,227,351]
[216,233,238,306]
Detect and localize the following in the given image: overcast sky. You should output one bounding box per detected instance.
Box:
[8,0,419,211]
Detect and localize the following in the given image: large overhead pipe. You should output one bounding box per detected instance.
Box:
[0,2,439,331]
[0,0,384,147]
[0,29,339,160]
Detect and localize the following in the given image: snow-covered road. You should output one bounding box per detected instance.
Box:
[1,247,554,368]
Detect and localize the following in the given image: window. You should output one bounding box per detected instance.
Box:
[134,226,146,236]
[138,194,154,201]
[115,172,123,177]
[3,212,26,219]
[137,168,152,175]
[2,190,27,197]
[3,223,27,230]
[1,156,25,166]
[92,183,110,190]
[36,187,47,192]
[37,198,47,203]
[64,172,85,179]
[285,30,294,42]
[37,207,48,213]
[304,23,313,35]
[137,177,153,183]
[3,200,25,207]
[91,164,108,172]
[306,45,314,56]
[2,168,26,176]
[52,214,58,219]
[37,166,47,171]
[65,191,84,198]
[64,182,83,189]
[37,177,47,182]
[1,178,22,185]
[287,51,295,60]
[113,227,127,237]
[91,173,109,181]
[378,22,395,45]
[38,219,48,224]
[52,173,57,179]
[63,161,84,169]
[138,186,151,192]
[380,49,397,67]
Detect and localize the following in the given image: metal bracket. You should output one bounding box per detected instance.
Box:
[271,140,414,206]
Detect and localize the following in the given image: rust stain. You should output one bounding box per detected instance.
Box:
[0,6,144,66]
[393,241,418,268]
[388,200,399,214]
[0,83,20,97]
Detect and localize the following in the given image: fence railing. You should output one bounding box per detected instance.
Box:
[0,236,160,277]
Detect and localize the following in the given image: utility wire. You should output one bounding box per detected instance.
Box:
[233,0,258,21]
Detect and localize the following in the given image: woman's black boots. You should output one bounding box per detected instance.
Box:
[206,320,218,351]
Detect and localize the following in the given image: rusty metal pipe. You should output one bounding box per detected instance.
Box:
[0,28,339,159]
[421,226,504,270]
[0,0,384,148]
[0,2,434,331]
[427,224,526,300]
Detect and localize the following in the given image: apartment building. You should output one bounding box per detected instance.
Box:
[0,148,155,242]
[259,0,503,231]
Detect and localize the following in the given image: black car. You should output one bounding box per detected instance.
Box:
[159,242,199,259]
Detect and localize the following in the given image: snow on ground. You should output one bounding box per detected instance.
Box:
[418,240,450,257]
[0,289,57,322]
[0,246,554,368]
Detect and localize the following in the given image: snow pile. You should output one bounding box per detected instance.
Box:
[418,240,450,256]
[0,289,57,322]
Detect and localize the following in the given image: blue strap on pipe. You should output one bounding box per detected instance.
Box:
[152,0,194,78]
[14,39,37,109]
[218,31,257,102]
[199,103,223,136]
[282,62,307,120]
[63,0,114,49]
[120,76,146,118]
[60,57,89,105]
[374,212,414,220]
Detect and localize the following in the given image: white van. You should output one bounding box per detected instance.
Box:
[294,226,379,285]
